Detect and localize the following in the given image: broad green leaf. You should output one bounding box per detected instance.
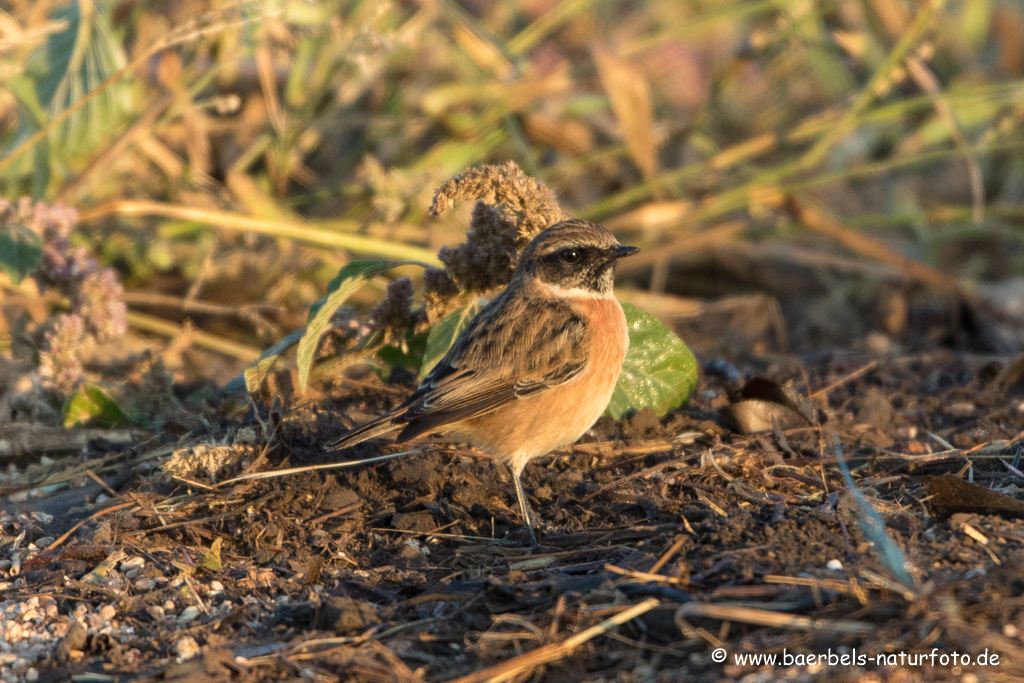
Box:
[605,302,698,419]
[63,384,131,428]
[0,226,42,283]
[29,3,132,160]
[420,299,486,376]
[296,260,423,392]
[225,328,305,393]
[228,260,427,394]
[0,75,51,191]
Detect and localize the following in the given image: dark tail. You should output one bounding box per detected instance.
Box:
[327,414,401,451]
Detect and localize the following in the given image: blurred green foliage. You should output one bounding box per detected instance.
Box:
[1,0,1023,370]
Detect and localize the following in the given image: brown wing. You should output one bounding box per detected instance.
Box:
[392,291,589,440]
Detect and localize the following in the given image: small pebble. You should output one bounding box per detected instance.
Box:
[177,606,200,624]
[947,402,975,418]
[864,331,894,355]
[826,559,843,571]
[1004,624,1019,638]
[25,669,38,682]
[146,606,165,621]
[209,580,224,593]
[175,636,200,662]
[135,578,155,591]
[99,605,116,621]
[897,426,918,439]
[120,557,145,570]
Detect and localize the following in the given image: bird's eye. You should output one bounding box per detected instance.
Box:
[560,248,581,263]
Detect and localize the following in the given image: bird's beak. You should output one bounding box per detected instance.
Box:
[611,245,641,259]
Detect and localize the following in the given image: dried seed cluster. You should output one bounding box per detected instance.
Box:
[345,162,565,349]
[369,277,426,346]
[423,161,566,321]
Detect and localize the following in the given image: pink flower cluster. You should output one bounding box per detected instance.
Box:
[1,198,127,393]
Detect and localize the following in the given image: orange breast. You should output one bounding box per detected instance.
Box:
[455,295,629,474]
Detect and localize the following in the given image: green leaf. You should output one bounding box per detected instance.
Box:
[227,260,427,394]
[605,302,698,419]
[0,225,43,283]
[29,3,132,160]
[225,328,305,393]
[63,384,132,428]
[377,331,428,372]
[420,299,486,376]
[296,260,422,393]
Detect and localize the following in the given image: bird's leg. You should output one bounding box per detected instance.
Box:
[510,464,538,548]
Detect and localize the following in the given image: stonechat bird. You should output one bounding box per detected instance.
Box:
[329,219,639,545]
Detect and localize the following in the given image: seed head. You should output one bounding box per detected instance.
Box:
[369,277,426,346]
[424,162,565,320]
[77,269,128,343]
[39,314,87,394]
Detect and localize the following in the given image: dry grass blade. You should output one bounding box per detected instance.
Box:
[905,54,984,226]
[810,360,878,399]
[605,563,688,586]
[77,201,440,263]
[618,220,747,273]
[215,450,424,485]
[44,501,136,552]
[675,603,874,634]
[649,536,687,574]
[788,196,964,298]
[126,311,262,361]
[592,43,659,183]
[256,44,285,136]
[0,425,134,457]
[603,201,691,233]
[763,575,869,604]
[507,0,596,56]
[447,598,659,683]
